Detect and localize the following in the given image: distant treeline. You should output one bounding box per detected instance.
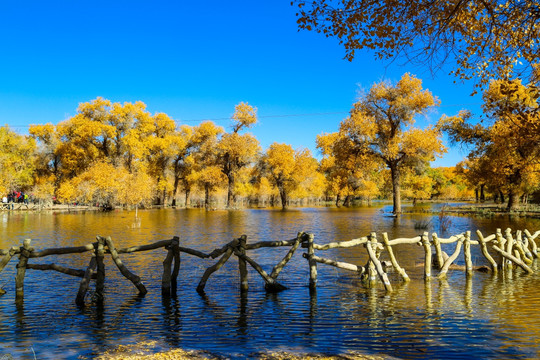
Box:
[1,74,539,212]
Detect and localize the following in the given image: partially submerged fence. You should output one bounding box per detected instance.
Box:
[0,228,538,305]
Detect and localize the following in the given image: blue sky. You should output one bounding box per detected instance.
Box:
[0,0,482,166]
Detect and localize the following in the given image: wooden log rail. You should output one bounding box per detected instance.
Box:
[0,228,538,306]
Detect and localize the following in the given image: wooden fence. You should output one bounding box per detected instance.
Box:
[0,228,538,306]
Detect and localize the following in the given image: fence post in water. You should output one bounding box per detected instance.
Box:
[162,238,175,297]
[431,233,444,270]
[15,239,32,301]
[171,236,181,292]
[104,236,147,296]
[495,229,505,268]
[438,236,464,280]
[366,233,392,292]
[464,231,473,276]
[95,236,106,301]
[476,230,498,272]
[421,232,432,279]
[382,232,409,282]
[238,235,248,292]
[197,243,235,294]
[76,255,97,306]
[524,230,538,258]
[307,233,317,291]
[505,228,515,271]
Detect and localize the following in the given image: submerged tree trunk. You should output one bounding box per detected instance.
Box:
[390,164,401,214]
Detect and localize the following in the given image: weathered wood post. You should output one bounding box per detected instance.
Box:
[270,232,304,280]
[105,236,147,296]
[15,239,32,301]
[238,235,248,292]
[197,241,236,293]
[476,230,498,272]
[366,232,392,292]
[307,233,317,292]
[438,236,464,280]
[505,228,514,270]
[524,230,538,258]
[171,236,181,292]
[421,232,432,279]
[162,238,175,297]
[0,246,19,274]
[382,232,409,282]
[431,233,444,270]
[464,231,473,276]
[95,236,106,301]
[76,255,97,306]
[495,228,505,268]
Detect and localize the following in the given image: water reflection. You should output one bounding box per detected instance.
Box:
[0,207,538,359]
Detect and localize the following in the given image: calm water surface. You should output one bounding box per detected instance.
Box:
[0,204,539,359]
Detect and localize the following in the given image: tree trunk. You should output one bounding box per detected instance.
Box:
[390,164,401,214]
[335,194,341,207]
[205,185,210,211]
[227,173,234,208]
[507,190,519,211]
[480,184,485,202]
[499,190,505,204]
[475,188,479,202]
[184,188,191,208]
[278,184,288,210]
[171,176,180,207]
[343,194,352,207]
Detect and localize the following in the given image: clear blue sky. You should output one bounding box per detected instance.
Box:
[0,0,482,166]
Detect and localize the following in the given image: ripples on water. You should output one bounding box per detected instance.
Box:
[0,205,539,359]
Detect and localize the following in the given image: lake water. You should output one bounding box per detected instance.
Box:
[0,204,539,359]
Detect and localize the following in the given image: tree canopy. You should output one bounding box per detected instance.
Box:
[293,0,540,88]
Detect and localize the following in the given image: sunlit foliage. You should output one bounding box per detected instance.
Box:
[439,76,540,209]
[0,126,36,195]
[339,73,446,213]
[294,0,540,89]
[259,143,319,209]
[218,102,261,207]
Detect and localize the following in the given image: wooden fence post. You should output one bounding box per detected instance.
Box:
[476,230,498,272]
[104,236,147,296]
[366,233,392,292]
[438,237,464,280]
[307,233,317,291]
[464,231,473,275]
[270,232,303,280]
[382,233,409,282]
[95,236,106,301]
[171,236,181,292]
[76,255,97,306]
[162,239,175,296]
[238,235,248,292]
[197,247,234,294]
[421,232,432,279]
[15,239,32,301]
[431,233,444,270]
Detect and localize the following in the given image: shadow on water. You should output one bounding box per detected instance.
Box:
[0,206,539,359]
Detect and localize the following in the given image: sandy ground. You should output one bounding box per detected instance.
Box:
[91,341,392,360]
